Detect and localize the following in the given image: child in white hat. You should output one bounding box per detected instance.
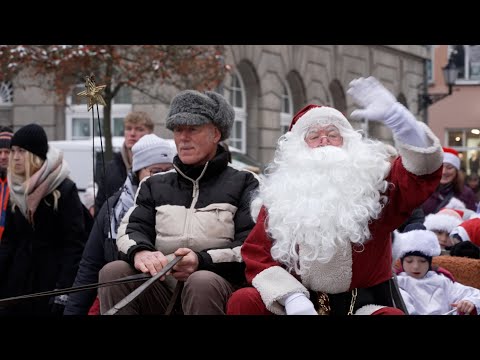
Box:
[393,229,480,315]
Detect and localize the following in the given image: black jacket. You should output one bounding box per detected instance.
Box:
[94,152,127,215]
[117,146,259,286]
[63,190,123,315]
[0,179,88,315]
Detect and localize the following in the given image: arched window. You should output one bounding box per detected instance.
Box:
[280,83,293,133]
[223,71,247,153]
[65,84,132,140]
[0,81,13,105]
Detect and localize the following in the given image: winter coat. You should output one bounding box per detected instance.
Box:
[116,146,259,286]
[64,190,123,315]
[422,183,477,215]
[398,270,480,315]
[0,178,88,315]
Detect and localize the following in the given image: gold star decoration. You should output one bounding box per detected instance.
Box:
[77,75,107,112]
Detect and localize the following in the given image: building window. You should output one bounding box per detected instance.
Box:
[450,45,480,81]
[66,84,132,140]
[223,72,247,153]
[0,81,13,105]
[446,128,480,174]
[280,83,293,134]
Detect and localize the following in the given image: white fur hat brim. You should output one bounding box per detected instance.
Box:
[450,226,470,242]
[290,106,352,136]
[392,229,441,260]
[424,213,463,233]
[443,152,460,170]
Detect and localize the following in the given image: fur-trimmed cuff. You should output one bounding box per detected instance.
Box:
[355,304,386,315]
[252,266,309,315]
[396,122,443,176]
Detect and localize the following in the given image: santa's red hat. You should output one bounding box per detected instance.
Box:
[424,208,463,233]
[442,147,461,170]
[289,104,352,135]
[450,218,480,246]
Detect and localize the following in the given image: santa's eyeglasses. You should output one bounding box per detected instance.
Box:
[304,128,343,146]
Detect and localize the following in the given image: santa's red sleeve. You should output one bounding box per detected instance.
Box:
[242,206,310,315]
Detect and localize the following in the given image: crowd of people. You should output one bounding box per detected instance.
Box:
[0,75,479,316]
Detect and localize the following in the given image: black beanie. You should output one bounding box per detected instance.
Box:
[0,126,13,149]
[10,123,48,160]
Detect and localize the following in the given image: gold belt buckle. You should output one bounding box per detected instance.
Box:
[317,292,331,315]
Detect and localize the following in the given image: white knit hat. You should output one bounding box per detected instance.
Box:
[423,208,463,233]
[132,134,175,172]
[392,229,441,261]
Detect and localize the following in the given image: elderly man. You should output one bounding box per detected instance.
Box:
[98,90,259,315]
[0,126,13,241]
[227,76,444,315]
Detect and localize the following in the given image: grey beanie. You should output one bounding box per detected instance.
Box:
[166,90,235,141]
[132,134,176,172]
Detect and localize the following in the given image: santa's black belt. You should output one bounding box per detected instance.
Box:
[310,279,394,315]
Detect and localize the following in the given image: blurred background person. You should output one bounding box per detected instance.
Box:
[0,124,88,315]
[0,126,13,242]
[422,147,476,216]
[94,111,154,215]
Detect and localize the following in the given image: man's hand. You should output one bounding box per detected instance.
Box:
[172,248,199,281]
[134,250,169,279]
[283,293,317,315]
[347,76,397,122]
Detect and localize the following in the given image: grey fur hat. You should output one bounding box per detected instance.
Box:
[166,90,235,141]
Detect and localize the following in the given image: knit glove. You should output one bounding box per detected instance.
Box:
[347,77,428,148]
[281,293,317,315]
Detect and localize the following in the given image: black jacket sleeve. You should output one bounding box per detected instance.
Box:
[56,180,88,290]
[64,200,109,315]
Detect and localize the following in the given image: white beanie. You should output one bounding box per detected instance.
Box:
[423,208,463,233]
[392,229,441,261]
[132,134,175,172]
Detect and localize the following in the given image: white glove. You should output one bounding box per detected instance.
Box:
[347,76,397,122]
[281,293,317,315]
[348,76,428,148]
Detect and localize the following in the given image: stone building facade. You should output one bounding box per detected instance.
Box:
[1,45,428,167]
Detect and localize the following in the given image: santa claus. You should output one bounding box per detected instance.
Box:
[227,76,444,315]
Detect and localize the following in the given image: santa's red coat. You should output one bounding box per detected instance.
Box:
[240,156,443,314]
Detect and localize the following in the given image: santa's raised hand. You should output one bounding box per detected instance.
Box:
[348,76,429,148]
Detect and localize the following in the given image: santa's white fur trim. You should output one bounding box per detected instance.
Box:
[424,213,463,233]
[392,229,441,260]
[252,266,309,315]
[291,107,352,136]
[396,122,443,176]
[450,225,470,242]
[355,304,386,315]
[443,152,460,170]
[301,242,352,293]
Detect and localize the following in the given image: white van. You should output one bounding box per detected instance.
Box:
[49,136,177,192]
[49,137,125,192]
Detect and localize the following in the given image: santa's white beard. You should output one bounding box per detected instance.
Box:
[257,133,391,275]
